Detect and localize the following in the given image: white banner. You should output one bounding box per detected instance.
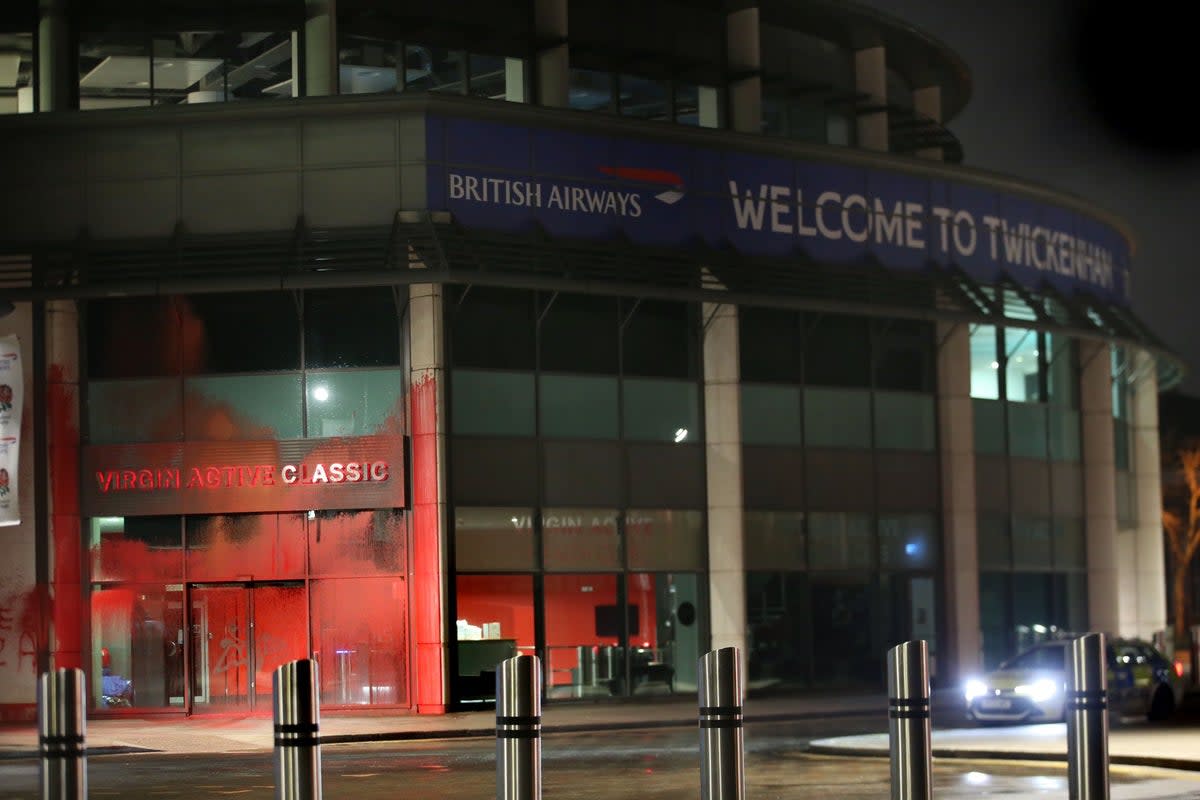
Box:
[0,336,21,526]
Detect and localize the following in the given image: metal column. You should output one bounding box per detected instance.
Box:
[38,667,86,800]
[496,654,542,800]
[887,640,932,800]
[272,659,322,800]
[698,647,744,800]
[1067,633,1110,800]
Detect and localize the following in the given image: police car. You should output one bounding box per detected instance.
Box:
[963,637,1184,724]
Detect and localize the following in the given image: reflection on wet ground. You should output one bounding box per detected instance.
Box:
[3,724,1200,798]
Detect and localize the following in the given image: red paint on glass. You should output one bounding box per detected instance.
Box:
[410,372,445,712]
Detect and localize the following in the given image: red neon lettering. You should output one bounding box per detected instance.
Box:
[138,469,154,489]
[261,465,276,486]
[370,462,388,481]
[96,471,114,492]
[120,470,136,489]
[186,468,203,489]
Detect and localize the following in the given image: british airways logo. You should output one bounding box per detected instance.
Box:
[447,165,686,219]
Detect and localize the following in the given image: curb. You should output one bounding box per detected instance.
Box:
[805,744,1200,774]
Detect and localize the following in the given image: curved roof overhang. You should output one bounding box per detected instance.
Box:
[0,209,1182,390]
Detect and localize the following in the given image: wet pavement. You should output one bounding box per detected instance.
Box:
[3,720,1200,799]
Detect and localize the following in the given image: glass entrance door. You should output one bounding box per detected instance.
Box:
[189,583,307,711]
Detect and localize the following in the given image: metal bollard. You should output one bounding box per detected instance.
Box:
[272,659,322,800]
[698,647,744,800]
[887,640,932,800]
[38,667,87,800]
[496,654,542,800]
[1067,633,1110,800]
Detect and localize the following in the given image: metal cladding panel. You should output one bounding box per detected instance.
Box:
[81,435,406,516]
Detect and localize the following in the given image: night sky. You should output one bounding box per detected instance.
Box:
[862,0,1200,395]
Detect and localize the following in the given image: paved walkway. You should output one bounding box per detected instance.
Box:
[4,689,1200,774]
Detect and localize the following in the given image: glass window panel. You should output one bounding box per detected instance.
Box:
[873,319,934,392]
[977,513,1011,569]
[338,35,401,95]
[625,510,705,571]
[1012,572,1053,653]
[306,369,404,438]
[0,34,32,116]
[969,325,1000,399]
[1114,418,1131,470]
[874,392,935,451]
[451,286,536,370]
[539,374,618,439]
[451,370,535,436]
[184,374,303,440]
[804,314,871,387]
[186,293,300,373]
[1115,470,1135,527]
[312,576,408,705]
[1004,328,1040,402]
[542,508,620,571]
[543,573,620,698]
[804,387,871,448]
[621,573,695,695]
[404,45,465,93]
[467,53,507,99]
[979,572,1010,668]
[743,511,805,571]
[622,299,696,378]
[223,31,294,101]
[619,74,668,120]
[1045,334,1078,407]
[89,516,183,582]
[808,512,873,569]
[304,289,400,368]
[675,83,720,127]
[741,385,803,446]
[1049,406,1081,461]
[78,33,153,111]
[973,398,1006,455]
[810,575,874,685]
[739,307,803,383]
[185,513,304,581]
[623,378,699,443]
[455,575,534,702]
[90,584,185,710]
[1008,402,1049,459]
[745,571,811,689]
[1053,517,1086,570]
[1012,516,1053,570]
[86,297,182,378]
[879,513,938,570]
[454,507,536,571]
[540,294,618,373]
[568,67,613,111]
[826,113,853,146]
[308,509,406,576]
[88,379,183,443]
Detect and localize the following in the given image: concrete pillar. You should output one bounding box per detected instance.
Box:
[702,290,746,672]
[535,0,569,108]
[1080,340,1120,635]
[304,0,338,97]
[45,301,80,672]
[854,46,888,152]
[726,7,762,134]
[937,322,981,681]
[36,0,76,111]
[912,85,942,161]
[409,282,447,713]
[1129,350,1166,638]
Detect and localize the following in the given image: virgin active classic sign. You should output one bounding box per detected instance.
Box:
[427,114,1130,306]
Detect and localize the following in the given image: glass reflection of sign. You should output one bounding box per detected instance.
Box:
[82,436,405,517]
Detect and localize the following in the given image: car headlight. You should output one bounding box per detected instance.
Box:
[1014,678,1058,704]
[964,679,988,702]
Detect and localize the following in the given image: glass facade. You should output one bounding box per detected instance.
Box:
[84,290,409,712]
[970,320,1085,667]
[739,307,940,691]
[448,287,707,704]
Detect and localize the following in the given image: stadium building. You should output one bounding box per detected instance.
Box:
[0,0,1180,718]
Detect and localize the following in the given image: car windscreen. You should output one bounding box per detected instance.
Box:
[1001,645,1066,671]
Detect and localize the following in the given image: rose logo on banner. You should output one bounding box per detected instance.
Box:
[0,336,21,527]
